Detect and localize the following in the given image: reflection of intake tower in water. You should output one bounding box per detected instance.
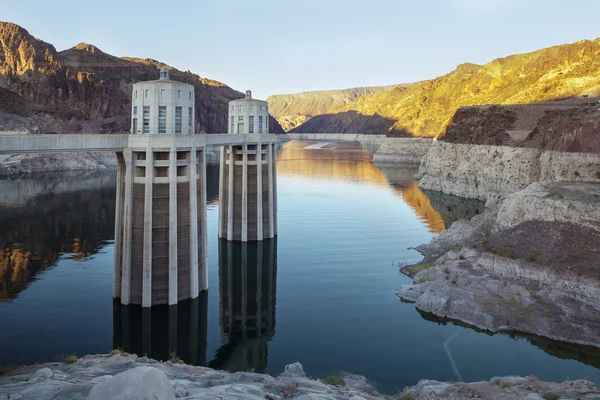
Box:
[218,91,277,242]
[113,294,208,365]
[209,239,277,372]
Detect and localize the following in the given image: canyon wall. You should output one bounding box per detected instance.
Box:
[417,141,600,203]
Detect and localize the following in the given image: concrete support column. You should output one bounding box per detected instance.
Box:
[200,149,208,290]
[227,145,234,241]
[256,142,263,241]
[242,144,248,242]
[169,146,178,306]
[218,147,225,238]
[142,147,154,307]
[267,144,274,239]
[189,146,199,299]
[273,143,278,235]
[120,149,134,304]
[113,152,125,298]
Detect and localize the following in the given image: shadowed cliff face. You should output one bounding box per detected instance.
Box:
[441,98,600,154]
[0,22,283,134]
[292,38,600,138]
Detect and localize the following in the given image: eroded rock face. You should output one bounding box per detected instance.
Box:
[0,22,283,134]
[399,181,600,348]
[417,141,600,203]
[417,141,543,203]
[497,182,600,232]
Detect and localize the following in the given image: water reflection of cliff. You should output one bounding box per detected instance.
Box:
[278,141,449,234]
[113,294,208,365]
[277,141,390,185]
[0,171,116,302]
[209,239,277,373]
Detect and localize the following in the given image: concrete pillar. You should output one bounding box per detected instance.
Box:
[169,146,178,306]
[200,149,208,290]
[256,142,263,241]
[267,144,274,239]
[113,152,125,298]
[218,147,225,238]
[272,143,278,235]
[242,144,248,242]
[142,146,154,307]
[120,149,134,304]
[227,145,234,241]
[189,146,199,299]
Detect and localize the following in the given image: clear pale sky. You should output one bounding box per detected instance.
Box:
[4,0,600,99]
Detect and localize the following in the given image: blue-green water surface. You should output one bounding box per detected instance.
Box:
[0,141,598,394]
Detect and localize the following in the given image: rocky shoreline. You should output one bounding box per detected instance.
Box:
[398,180,600,349]
[1,353,598,399]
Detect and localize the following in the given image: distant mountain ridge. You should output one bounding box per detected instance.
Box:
[291,38,600,137]
[266,85,401,131]
[0,21,283,134]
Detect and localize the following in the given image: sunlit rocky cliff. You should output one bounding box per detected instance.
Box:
[0,22,283,134]
[291,38,600,138]
[267,86,400,131]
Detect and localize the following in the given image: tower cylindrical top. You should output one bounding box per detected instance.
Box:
[245,90,252,99]
[160,68,170,80]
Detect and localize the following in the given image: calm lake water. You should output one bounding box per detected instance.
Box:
[1,140,599,393]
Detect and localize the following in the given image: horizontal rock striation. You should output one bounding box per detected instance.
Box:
[399,181,600,349]
[371,138,433,165]
[0,151,116,176]
[417,141,600,203]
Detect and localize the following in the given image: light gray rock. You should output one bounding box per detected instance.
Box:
[395,376,600,399]
[30,367,53,380]
[496,182,600,232]
[0,354,598,400]
[87,366,175,400]
[279,362,306,378]
[371,138,433,165]
[90,375,112,384]
[416,141,600,203]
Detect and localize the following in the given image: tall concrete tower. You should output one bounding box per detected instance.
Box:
[218,91,277,241]
[114,68,207,307]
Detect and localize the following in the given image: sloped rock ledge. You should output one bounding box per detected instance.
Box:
[399,181,600,349]
[1,354,598,400]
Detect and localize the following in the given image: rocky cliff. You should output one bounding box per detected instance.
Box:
[0,22,283,134]
[267,85,399,131]
[417,141,600,203]
[292,38,600,137]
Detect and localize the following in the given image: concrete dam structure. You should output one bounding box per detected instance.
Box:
[0,69,278,307]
